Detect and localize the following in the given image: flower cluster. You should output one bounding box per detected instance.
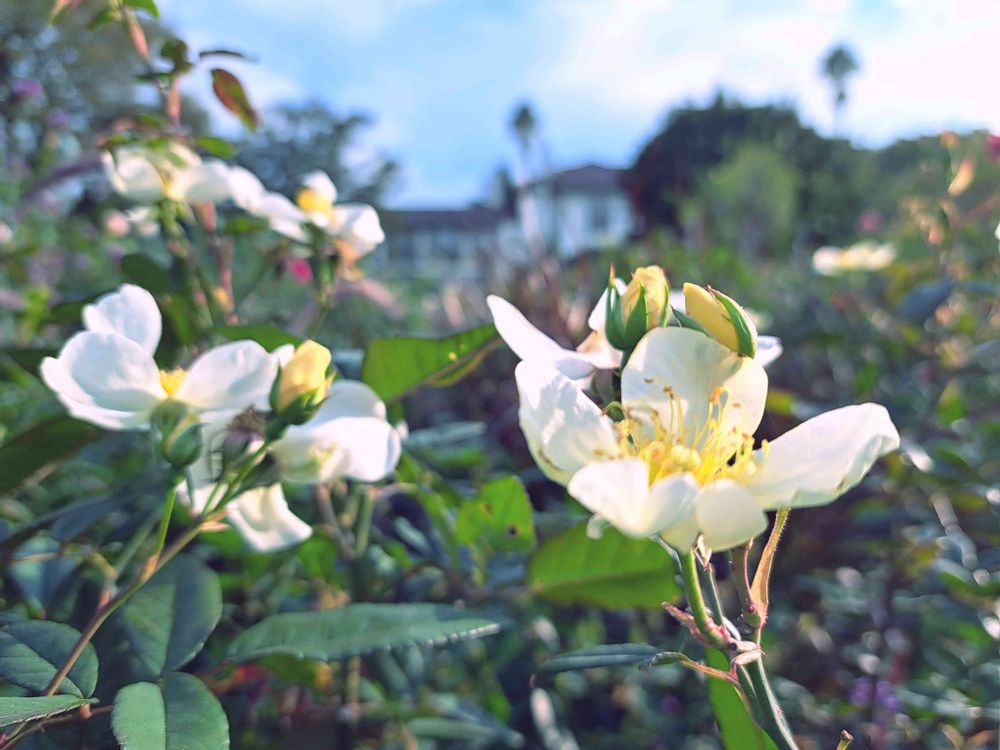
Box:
[492,265,899,552]
[104,143,384,263]
[41,284,401,552]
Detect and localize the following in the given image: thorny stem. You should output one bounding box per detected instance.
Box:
[746,657,802,750]
[673,547,802,750]
[678,550,727,648]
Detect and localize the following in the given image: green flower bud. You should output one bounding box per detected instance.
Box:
[605,265,671,351]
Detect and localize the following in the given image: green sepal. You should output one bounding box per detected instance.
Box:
[150,400,203,468]
[712,291,757,357]
[672,307,710,335]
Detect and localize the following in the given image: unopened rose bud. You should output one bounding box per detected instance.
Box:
[605,265,670,351]
[270,340,333,425]
[680,283,757,357]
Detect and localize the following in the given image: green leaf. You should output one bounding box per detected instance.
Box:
[360,324,498,402]
[0,417,102,494]
[121,255,172,294]
[528,523,680,608]
[193,136,235,158]
[215,324,301,352]
[0,696,96,729]
[706,649,778,750]
[227,604,505,663]
[114,556,222,679]
[210,68,259,130]
[0,621,99,697]
[112,673,229,750]
[123,0,159,17]
[536,643,663,675]
[8,536,80,612]
[455,476,535,553]
[2,347,56,378]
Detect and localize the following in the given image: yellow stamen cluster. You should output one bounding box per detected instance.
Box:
[296,188,333,215]
[617,388,763,486]
[159,368,187,397]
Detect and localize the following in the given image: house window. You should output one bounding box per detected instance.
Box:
[589,198,610,233]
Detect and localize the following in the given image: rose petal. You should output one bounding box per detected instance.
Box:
[695,480,768,551]
[622,327,767,444]
[745,404,900,510]
[82,284,162,354]
[40,331,164,430]
[226,485,312,552]
[568,459,701,540]
[488,295,596,381]
[515,361,619,485]
[174,340,278,419]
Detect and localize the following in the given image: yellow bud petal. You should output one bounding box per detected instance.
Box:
[622,265,669,329]
[276,340,332,412]
[683,283,740,352]
[296,187,333,215]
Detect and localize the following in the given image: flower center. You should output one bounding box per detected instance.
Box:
[296,187,332,215]
[617,387,763,486]
[159,368,187,397]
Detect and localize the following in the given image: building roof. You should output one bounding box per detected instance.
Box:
[382,206,507,232]
[547,164,626,193]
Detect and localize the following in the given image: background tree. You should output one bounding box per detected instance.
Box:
[820,42,860,135]
[0,0,208,172]
[234,101,397,204]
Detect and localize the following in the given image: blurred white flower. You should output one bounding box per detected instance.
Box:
[270,380,402,484]
[294,170,385,259]
[0,222,13,246]
[41,284,278,430]
[103,143,233,205]
[514,327,898,551]
[812,241,896,275]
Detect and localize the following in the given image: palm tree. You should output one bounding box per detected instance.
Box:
[820,43,859,135]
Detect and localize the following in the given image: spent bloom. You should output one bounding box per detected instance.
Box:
[41,284,279,430]
[812,241,896,275]
[184,379,402,552]
[515,327,899,551]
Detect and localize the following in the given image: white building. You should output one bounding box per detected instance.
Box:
[378,164,637,282]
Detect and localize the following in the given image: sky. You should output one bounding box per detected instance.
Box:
[158,0,998,207]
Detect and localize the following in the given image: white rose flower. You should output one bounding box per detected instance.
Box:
[41,284,279,430]
[102,143,234,205]
[515,327,899,551]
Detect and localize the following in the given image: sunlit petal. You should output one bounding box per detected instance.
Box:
[82,284,162,354]
[746,404,900,510]
[695,480,768,551]
[226,484,312,552]
[40,331,164,430]
[175,340,278,419]
[623,327,767,442]
[515,360,619,484]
